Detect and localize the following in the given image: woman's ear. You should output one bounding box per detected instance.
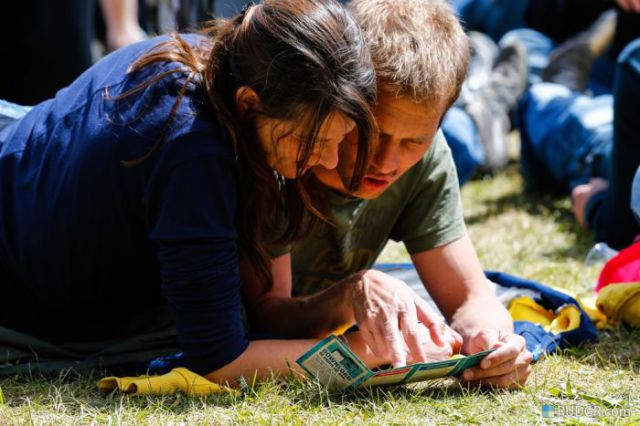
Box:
[235,86,260,117]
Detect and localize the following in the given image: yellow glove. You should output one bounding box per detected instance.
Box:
[98,367,238,397]
[597,282,640,328]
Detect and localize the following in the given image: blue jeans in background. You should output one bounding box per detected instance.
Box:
[451,0,530,42]
[519,83,613,192]
[442,106,485,186]
[519,38,640,248]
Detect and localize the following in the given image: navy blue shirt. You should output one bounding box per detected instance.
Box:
[0,36,249,374]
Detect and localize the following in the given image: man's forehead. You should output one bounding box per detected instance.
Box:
[376,91,444,116]
[374,97,442,140]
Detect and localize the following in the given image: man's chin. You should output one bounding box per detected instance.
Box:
[352,180,393,199]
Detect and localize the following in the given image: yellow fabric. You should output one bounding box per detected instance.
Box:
[508,297,581,334]
[508,296,555,326]
[597,282,640,328]
[550,286,608,328]
[97,367,238,396]
[547,305,581,334]
[576,295,608,329]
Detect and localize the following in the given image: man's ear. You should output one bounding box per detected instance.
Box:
[235,86,260,117]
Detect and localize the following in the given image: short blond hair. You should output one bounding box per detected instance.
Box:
[349,0,470,105]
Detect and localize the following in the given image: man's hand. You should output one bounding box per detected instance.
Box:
[349,269,460,367]
[460,329,533,389]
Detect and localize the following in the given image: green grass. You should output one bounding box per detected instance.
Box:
[1,165,639,425]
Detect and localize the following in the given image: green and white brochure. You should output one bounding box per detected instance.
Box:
[296,335,495,391]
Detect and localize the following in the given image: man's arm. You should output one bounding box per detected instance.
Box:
[411,234,511,334]
[411,233,533,388]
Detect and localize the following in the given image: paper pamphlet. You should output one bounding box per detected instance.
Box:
[296,335,495,391]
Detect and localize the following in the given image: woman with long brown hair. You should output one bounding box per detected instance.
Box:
[0,0,389,383]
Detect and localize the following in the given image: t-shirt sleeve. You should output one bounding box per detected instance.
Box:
[389,131,467,254]
[145,142,248,375]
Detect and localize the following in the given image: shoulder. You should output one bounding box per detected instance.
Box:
[99,34,208,87]
[99,34,210,118]
[100,35,227,161]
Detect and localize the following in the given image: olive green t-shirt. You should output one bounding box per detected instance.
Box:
[271,131,466,296]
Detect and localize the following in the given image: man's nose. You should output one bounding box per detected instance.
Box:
[372,141,399,175]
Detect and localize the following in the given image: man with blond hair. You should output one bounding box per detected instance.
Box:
[245,0,533,388]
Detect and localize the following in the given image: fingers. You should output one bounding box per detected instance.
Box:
[478,337,520,369]
[399,305,428,364]
[358,313,388,361]
[460,332,533,389]
[485,334,526,366]
[413,295,446,346]
[463,348,533,381]
[365,326,386,360]
[422,330,454,361]
[380,311,407,368]
[464,328,501,354]
[352,270,453,366]
[451,328,463,354]
[465,364,533,389]
[442,327,463,354]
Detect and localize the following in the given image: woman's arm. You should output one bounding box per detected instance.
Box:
[243,254,356,337]
[147,150,387,384]
[204,332,387,385]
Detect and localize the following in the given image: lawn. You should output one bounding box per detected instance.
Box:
[0,165,638,425]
